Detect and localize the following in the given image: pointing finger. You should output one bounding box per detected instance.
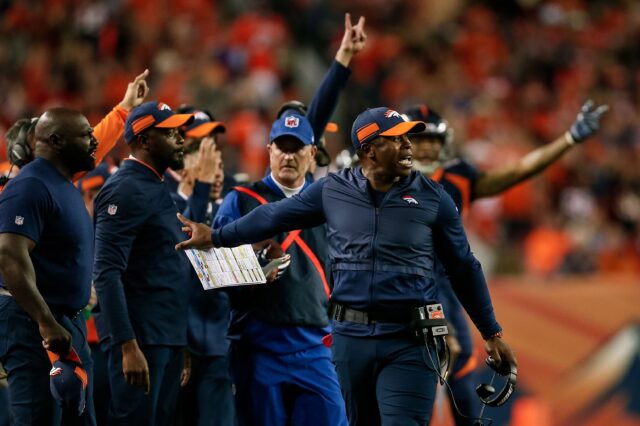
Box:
[133,69,149,84]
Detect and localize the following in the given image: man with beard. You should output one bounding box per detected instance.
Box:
[0,108,99,425]
[1,69,150,192]
[92,102,194,425]
[176,107,516,426]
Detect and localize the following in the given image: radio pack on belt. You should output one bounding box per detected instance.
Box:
[410,303,449,339]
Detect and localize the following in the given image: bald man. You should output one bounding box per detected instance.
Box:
[0,108,98,425]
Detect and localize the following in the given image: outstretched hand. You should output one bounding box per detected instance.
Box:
[175,213,214,250]
[568,100,609,144]
[335,13,367,67]
[119,69,150,111]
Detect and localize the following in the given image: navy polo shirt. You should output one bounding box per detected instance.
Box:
[93,158,192,347]
[0,157,93,311]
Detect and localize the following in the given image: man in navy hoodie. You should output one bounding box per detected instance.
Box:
[176,107,517,426]
[92,101,193,425]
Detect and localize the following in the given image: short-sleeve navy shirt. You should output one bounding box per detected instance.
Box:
[0,157,93,311]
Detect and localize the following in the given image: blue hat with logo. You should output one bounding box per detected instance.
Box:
[350,107,426,149]
[269,113,314,146]
[124,101,194,144]
[48,348,88,416]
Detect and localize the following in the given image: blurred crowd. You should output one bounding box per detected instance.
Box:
[0,0,638,276]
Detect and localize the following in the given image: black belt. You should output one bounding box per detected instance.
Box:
[330,303,413,325]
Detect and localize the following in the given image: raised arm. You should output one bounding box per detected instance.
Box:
[432,188,516,366]
[474,100,609,198]
[176,178,327,250]
[306,13,366,141]
[72,70,150,183]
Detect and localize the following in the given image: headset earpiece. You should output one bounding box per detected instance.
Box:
[7,121,34,167]
[475,384,495,399]
[475,356,517,407]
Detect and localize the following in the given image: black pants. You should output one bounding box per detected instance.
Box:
[180,353,236,426]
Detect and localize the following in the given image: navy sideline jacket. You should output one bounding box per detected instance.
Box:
[93,158,192,347]
[212,167,502,339]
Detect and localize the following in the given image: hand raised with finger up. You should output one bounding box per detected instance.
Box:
[335,13,367,67]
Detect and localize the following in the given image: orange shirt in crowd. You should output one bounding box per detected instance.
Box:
[523,226,572,275]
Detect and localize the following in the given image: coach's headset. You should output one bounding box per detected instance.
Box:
[0,117,39,187]
[7,117,39,168]
[476,356,517,407]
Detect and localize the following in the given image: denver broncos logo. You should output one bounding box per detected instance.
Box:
[193,111,209,121]
[157,103,172,111]
[49,367,63,377]
[384,109,402,119]
[402,195,418,205]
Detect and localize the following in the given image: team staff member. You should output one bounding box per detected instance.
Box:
[213,14,366,426]
[214,113,346,426]
[2,69,150,190]
[404,101,608,425]
[0,108,99,425]
[167,108,235,426]
[176,107,517,426]
[92,102,194,426]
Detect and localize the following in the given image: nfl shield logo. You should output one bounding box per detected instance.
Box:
[107,204,118,216]
[14,216,24,226]
[284,116,299,128]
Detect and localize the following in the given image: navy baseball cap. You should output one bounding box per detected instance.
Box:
[124,101,194,144]
[350,107,426,149]
[269,113,314,146]
[181,109,226,139]
[48,349,88,416]
[403,104,449,137]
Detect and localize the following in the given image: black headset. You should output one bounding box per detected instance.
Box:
[276,100,307,118]
[7,117,38,167]
[476,356,517,407]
